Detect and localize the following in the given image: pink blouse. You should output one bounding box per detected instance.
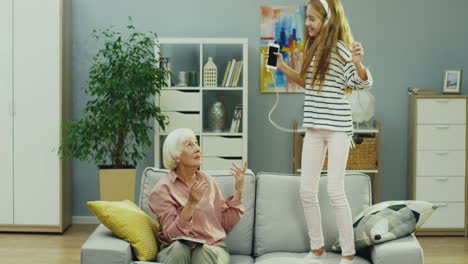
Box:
[148,170,244,246]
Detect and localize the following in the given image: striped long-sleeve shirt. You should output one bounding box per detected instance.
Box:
[303,41,373,137]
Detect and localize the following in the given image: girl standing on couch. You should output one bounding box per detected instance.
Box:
[270,0,372,263]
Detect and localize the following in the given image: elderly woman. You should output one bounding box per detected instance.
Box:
[148,128,247,264]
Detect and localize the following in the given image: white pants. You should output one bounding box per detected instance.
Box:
[300,128,355,256]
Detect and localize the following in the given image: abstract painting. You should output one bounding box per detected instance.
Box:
[260,5,306,93]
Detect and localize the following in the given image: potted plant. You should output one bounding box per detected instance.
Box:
[59,19,169,201]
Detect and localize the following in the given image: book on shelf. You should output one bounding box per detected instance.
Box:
[221,61,232,87]
[234,61,243,87]
[230,61,241,87]
[225,59,237,87]
[229,104,243,133]
[220,59,243,87]
[229,61,238,87]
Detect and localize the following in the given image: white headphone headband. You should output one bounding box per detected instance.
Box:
[318,0,330,24]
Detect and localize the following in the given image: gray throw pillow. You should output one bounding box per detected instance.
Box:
[332,200,437,251]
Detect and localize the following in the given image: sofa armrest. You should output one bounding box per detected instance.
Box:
[370,234,424,264]
[81,224,133,264]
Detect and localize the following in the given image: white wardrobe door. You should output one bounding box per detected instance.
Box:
[13,0,60,225]
[0,0,14,225]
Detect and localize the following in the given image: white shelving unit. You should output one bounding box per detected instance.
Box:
[154,38,248,170]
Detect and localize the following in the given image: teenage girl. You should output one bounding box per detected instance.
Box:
[270,0,373,263]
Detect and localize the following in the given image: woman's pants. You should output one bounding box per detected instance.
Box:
[157,241,230,264]
[300,128,355,256]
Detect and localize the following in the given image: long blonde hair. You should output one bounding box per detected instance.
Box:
[300,0,354,92]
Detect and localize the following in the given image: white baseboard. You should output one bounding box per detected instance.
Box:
[72,216,100,224]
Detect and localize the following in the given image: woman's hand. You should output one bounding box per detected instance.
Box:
[187,180,207,206]
[351,41,365,64]
[230,161,247,200]
[265,52,286,71]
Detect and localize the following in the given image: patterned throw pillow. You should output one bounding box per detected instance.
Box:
[332,200,437,251]
[88,200,159,261]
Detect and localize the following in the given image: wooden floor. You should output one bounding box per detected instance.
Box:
[0,224,97,264]
[0,224,467,264]
[418,236,468,264]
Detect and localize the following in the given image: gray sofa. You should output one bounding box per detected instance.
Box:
[81,168,424,264]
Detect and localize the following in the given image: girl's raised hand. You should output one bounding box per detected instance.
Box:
[351,41,365,64]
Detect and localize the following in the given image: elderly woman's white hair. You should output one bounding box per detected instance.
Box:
[163,128,197,169]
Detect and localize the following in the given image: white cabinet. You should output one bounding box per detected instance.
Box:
[202,136,243,157]
[162,112,201,133]
[409,95,468,236]
[0,0,71,232]
[0,0,14,225]
[159,90,201,112]
[154,38,248,170]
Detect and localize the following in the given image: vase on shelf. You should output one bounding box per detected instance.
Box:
[207,101,226,132]
[177,71,188,87]
[159,57,171,87]
[203,57,217,87]
[188,71,198,87]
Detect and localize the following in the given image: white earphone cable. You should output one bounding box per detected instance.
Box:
[267,68,298,133]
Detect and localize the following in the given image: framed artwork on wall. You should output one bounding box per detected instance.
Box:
[260,5,306,93]
[443,69,462,94]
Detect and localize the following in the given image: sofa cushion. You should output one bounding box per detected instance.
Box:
[139,168,255,256]
[254,252,371,264]
[332,200,437,250]
[231,254,255,264]
[87,200,159,261]
[254,172,371,257]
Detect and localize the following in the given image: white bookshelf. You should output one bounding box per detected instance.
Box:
[154,38,248,170]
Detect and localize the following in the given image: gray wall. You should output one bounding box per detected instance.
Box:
[72,0,468,216]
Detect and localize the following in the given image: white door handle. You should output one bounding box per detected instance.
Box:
[434,151,449,155]
[435,177,449,181]
[434,125,449,129]
[435,203,448,207]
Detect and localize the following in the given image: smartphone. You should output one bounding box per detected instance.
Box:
[266,43,280,70]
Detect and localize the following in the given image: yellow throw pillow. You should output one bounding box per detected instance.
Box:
[87,200,159,261]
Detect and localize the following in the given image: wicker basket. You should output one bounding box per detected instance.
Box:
[322,137,377,170]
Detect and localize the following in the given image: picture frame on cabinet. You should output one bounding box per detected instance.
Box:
[443,69,462,94]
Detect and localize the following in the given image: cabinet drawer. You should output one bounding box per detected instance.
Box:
[160,112,200,133]
[202,157,243,170]
[202,137,242,157]
[417,99,466,124]
[416,177,465,202]
[419,203,464,228]
[159,90,200,111]
[416,125,465,150]
[416,151,465,176]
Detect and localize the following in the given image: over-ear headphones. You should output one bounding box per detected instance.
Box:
[318,0,330,24]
